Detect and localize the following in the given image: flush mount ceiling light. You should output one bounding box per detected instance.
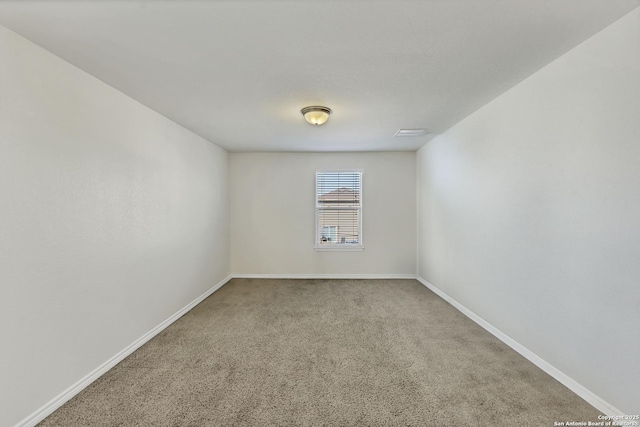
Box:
[301,106,332,126]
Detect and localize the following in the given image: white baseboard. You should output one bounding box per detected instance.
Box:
[415,276,626,417]
[15,274,233,427]
[231,273,417,280]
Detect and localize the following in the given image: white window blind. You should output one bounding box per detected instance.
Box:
[315,171,363,250]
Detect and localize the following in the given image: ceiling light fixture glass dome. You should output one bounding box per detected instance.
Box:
[301,106,332,125]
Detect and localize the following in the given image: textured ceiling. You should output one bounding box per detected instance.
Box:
[0,0,638,152]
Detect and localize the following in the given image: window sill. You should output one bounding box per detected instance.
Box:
[314,246,365,252]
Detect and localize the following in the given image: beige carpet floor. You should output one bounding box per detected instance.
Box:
[39,278,601,426]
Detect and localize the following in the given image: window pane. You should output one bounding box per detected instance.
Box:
[316,171,362,246]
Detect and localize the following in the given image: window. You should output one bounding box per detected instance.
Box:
[321,226,338,243]
[315,170,363,251]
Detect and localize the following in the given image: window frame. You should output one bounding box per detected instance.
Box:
[314,169,364,252]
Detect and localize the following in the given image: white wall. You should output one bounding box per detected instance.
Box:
[230,152,416,276]
[0,26,229,427]
[417,9,640,414]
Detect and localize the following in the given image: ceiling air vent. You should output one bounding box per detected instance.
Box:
[394,129,429,137]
